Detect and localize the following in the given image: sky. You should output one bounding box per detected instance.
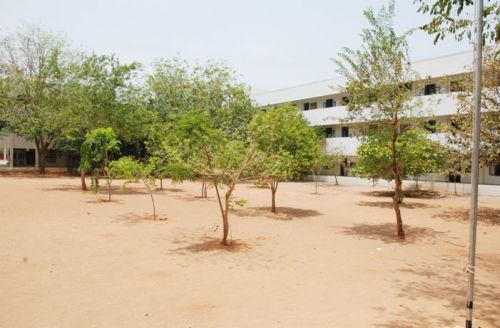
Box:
[1,0,472,91]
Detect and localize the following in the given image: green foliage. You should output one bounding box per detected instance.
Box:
[80,128,120,172]
[250,103,322,181]
[353,128,445,182]
[353,131,393,181]
[0,24,76,172]
[447,49,500,167]
[334,1,418,120]
[334,1,421,238]
[62,53,154,158]
[80,128,120,197]
[415,0,500,44]
[146,59,254,140]
[108,156,143,181]
[234,199,248,207]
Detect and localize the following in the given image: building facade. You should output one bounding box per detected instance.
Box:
[252,51,500,186]
[0,134,68,171]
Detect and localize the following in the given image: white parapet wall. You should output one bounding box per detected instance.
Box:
[308,175,500,197]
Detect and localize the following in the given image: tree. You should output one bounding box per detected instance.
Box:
[0,25,75,173]
[145,123,198,192]
[80,128,120,201]
[311,141,345,190]
[447,49,500,167]
[403,130,445,190]
[353,128,445,190]
[414,0,500,43]
[168,109,257,245]
[63,53,154,188]
[250,104,322,212]
[146,59,254,139]
[334,1,420,239]
[441,146,468,195]
[146,59,255,197]
[108,156,160,220]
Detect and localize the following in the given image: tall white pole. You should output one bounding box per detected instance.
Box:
[465,0,483,327]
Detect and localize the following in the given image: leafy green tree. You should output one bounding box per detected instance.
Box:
[80,128,120,200]
[145,123,198,191]
[108,156,160,219]
[334,1,420,239]
[64,53,154,183]
[414,0,500,43]
[0,25,75,173]
[441,146,468,195]
[146,59,255,198]
[353,128,445,190]
[404,130,445,190]
[310,141,345,192]
[250,104,322,212]
[146,58,254,139]
[168,109,257,245]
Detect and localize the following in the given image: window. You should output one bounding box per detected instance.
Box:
[450,80,465,92]
[489,164,500,176]
[424,84,437,95]
[47,150,57,164]
[310,102,317,110]
[425,120,437,133]
[341,126,349,137]
[324,127,334,138]
[303,103,309,111]
[450,119,460,130]
[325,99,335,108]
[341,96,349,105]
[402,82,413,91]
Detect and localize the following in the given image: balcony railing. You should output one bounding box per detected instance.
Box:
[303,93,459,126]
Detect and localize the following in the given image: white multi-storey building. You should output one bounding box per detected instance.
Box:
[252,51,500,186]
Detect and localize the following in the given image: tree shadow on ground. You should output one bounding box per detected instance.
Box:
[156,187,184,192]
[112,212,168,225]
[234,206,322,221]
[374,256,500,327]
[85,198,123,204]
[434,207,500,226]
[338,222,444,244]
[170,237,250,254]
[356,201,439,209]
[361,190,445,199]
[43,184,150,195]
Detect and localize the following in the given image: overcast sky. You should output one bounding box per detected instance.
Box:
[1,0,471,91]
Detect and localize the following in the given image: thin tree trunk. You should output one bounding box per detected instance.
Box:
[160,178,163,190]
[311,170,318,194]
[201,178,208,198]
[81,170,87,191]
[391,124,405,240]
[107,180,112,202]
[393,176,405,239]
[221,192,230,245]
[142,178,156,220]
[334,173,338,185]
[270,178,278,213]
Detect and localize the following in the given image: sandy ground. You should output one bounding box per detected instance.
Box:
[0,176,499,328]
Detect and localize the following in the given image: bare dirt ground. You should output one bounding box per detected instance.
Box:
[1,177,499,328]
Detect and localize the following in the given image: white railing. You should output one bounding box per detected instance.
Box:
[303,93,459,126]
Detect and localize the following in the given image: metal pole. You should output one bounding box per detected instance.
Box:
[465,0,483,327]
